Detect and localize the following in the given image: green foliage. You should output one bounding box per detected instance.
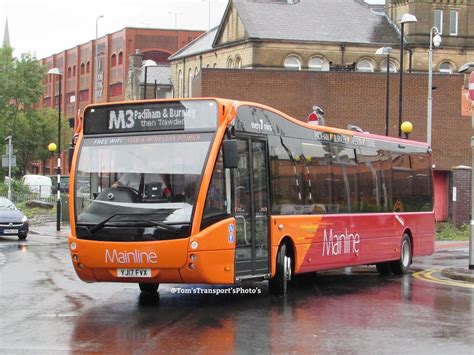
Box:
[0,179,29,194]
[0,46,66,177]
[436,222,470,241]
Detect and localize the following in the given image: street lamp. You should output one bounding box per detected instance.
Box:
[398,13,417,138]
[168,12,182,29]
[96,15,104,39]
[376,46,393,136]
[4,135,12,200]
[142,59,157,99]
[458,62,474,270]
[47,67,62,232]
[427,27,442,146]
[400,121,413,139]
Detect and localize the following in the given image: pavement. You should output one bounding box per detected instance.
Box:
[29,222,474,283]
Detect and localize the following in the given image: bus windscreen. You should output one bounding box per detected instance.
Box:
[75,132,213,238]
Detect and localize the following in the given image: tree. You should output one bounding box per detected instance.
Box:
[0,46,64,178]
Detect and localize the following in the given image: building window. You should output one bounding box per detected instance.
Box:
[308,56,329,71]
[79,89,89,102]
[80,63,85,75]
[213,63,217,68]
[118,51,123,65]
[435,9,443,34]
[109,83,123,97]
[284,55,301,71]
[450,10,458,36]
[356,59,374,72]
[67,67,72,78]
[73,65,76,77]
[235,56,242,68]
[86,61,90,73]
[194,67,199,76]
[380,59,397,73]
[178,70,183,98]
[439,62,453,74]
[227,57,233,68]
[111,53,117,67]
[188,68,193,97]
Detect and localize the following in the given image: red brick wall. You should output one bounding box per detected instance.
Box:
[198,69,469,171]
[451,167,471,228]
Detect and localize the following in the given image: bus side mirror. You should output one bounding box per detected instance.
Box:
[223,140,239,169]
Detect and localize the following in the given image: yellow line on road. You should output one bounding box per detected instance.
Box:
[412,269,474,289]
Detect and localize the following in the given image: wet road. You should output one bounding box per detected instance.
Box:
[0,234,473,354]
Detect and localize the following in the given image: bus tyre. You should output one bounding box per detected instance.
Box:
[391,234,412,275]
[269,243,292,296]
[376,262,392,275]
[139,283,159,294]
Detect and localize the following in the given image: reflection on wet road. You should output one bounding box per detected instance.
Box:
[0,235,473,353]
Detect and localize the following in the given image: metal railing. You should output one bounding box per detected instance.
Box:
[0,191,57,205]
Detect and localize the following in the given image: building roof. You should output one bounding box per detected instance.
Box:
[169,27,219,61]
[230,0,399,45]
[141,65,172,86]
[3,17,10,48]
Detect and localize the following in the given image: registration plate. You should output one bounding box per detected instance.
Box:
[117,269,151,278]
[3,229,18,234]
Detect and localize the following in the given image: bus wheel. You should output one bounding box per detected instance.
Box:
[139,283,159,294]
[269,243,292,296]
[376,262,392,275]
[391,234,412,275]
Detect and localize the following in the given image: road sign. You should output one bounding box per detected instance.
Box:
[469,72,474,101]
[2,155,16,168]
[307,112,319,125]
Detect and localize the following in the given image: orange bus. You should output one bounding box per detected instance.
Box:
[69,98,435,295]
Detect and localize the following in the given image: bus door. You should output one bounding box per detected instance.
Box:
[234,137,270,278]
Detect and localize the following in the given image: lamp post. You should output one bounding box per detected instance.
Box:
[398,13,417,138]
[376,47,393,136]
[95,14,104,39]
[48,68,62,232]
[142,59,157,99]
[4,135,12,200]
[427,27,442,146]
[168,12,182,29]
[458,61,474,270]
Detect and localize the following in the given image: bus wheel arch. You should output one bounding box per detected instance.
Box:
[269,237,295,296]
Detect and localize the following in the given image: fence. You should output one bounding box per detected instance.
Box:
[0,191,57,205]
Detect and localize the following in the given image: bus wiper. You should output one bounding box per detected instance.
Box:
[88,213,180,234]
[113,219,181,234]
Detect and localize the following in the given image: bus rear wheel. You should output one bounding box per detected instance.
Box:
[390,234,412,275]
[139,283,159,294]
[269,243,292,296]
[376,262,392,275]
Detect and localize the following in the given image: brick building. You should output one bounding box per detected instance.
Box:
[37,27,203,175]
[193,68,470,222]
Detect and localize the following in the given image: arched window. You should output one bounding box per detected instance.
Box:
[73,65,76,77]
[284,55,301,71]
[118,52,123,65]
[80,63,85,75]
[206,64,210,68]
[178,70,183,98]
[188,68,193,97]
[356,59,375,72]
[111,53,117,67]
[67,67,72,78]
[234,55,242,69]
[86,61,90,73]
[439,61,453,74]
[194,67,199,76]
[227,57,233,68]
[380,59,397,73]
[308,57,329,71]
[213,63,217,68]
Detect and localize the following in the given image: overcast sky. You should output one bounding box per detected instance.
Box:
[1,0,385,60]
[1,0,229,59]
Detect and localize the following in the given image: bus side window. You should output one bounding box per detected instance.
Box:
[201,150,228,228]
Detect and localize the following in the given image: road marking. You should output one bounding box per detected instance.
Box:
[413,269,474,289]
